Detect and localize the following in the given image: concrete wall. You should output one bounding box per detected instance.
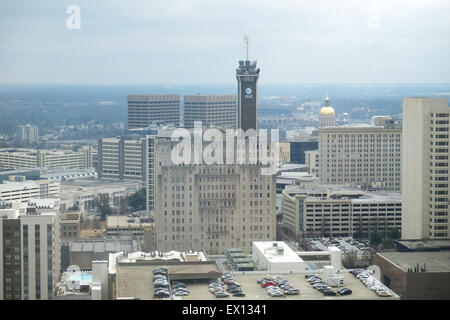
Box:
[373,254,407,298]
[374,253,450,299]
[405,272,450,300]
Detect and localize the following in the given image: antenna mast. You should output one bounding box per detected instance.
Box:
[243,35,249,60]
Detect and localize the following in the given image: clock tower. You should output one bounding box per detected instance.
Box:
[236,36,260,131]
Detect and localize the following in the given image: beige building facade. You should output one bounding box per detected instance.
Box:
[151,130,277,255]
[402,98,449,240]
[319,118,401,190]
[184,95,236,129]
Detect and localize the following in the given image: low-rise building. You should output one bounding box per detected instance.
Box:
[60,211,81,241]
[67,236,141,270]
[374,251,450,300]
[282,186,402,239]
[59,179,141,214]
[252,241,307,273]
[0,147,93,170]
[0,179,60,203]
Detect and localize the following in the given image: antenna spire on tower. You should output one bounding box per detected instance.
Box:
[243,35,249,61]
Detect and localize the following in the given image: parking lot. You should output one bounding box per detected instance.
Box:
[308,237,371,254]
[176,272,397,300]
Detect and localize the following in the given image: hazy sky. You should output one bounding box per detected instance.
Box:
[1,0,449,84]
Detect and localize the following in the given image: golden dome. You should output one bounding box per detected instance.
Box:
[320,106,335,116]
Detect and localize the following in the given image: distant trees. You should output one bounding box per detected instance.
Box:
[127,188,146,211]
[388,228,401,240]
[370,228,401,251]
[342,249,359,269]
[369,230,383,246]
[94,194,112,220]
[67,203,80,211]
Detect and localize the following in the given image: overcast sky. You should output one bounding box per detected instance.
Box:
[1,0,449,84]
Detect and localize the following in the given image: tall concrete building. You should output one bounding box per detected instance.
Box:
[402,98,449,240]
[0,199,61,300]
[97,136,147,182]
[236,51,260,131]
[184,95,236,129]
[305,150,320,176]
[127,94,180,129]
[149,129,277,255]
[19,125,39,145]
[319,116,402,190]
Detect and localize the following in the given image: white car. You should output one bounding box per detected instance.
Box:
[376,290,392,297]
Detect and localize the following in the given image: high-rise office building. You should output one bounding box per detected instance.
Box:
[319,116,402,190]
[236,41,260,131]
[402,98,449,240]
[148,129,276,255]
[127,94,180,129]
[19,125,39,145]
[0,199,60,300]
[97,136,147,182]
[184,95,236,129]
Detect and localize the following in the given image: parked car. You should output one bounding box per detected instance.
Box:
[285,289,300,295]
[323,290,337,296]
[376,290,392,297]
[233,292,245,297]
[215,292,229,298]
[261,281,277,287]
[337,288,352,295]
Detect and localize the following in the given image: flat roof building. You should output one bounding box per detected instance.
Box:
[184,94,236,129]
[374,251,450,299]
[127,94,180,129]
[0,147,93,170]
[282,186,402,239]
[401,98,449,240]
[252,241,307,273]
[319,118,402,190]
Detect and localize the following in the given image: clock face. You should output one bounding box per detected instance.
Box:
[245,87,252,95]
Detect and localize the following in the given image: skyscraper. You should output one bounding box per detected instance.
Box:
[19,125,39,145]
[148,128,276,255]
[236,37,260,131]
[97,136,147,182]
[318,117,402,190]
[0,199,61,300]
[184,94,236,129]
[402,98,449,240]
[127,94,180,129]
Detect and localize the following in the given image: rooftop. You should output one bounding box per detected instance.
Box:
[70,236,140,253]
[253,241,305,264]
[377,251,450,273]
[115,271,399,300]
[106,216,153,228]
[397,239,450,252]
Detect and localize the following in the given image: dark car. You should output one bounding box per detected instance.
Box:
[153,290,170,298]
[338,288,352,295]
[257,277,271,284]
[323,290,337,296]
[233,292,246,297]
